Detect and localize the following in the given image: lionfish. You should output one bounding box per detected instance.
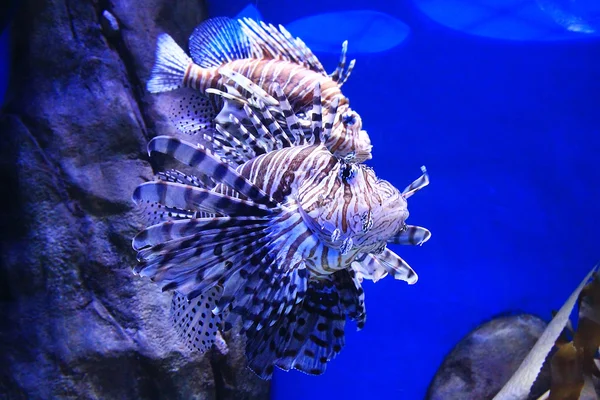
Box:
[132,75,431,378]
[147,16,372,162]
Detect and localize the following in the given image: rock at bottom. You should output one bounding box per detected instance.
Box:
[427,314,550,400]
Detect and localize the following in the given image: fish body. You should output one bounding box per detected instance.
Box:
[184,57,346,111]
[133,81,430,378]
[147,17,372,162]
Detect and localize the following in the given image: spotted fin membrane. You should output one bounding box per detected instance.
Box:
[168,91,216,136]
[170,285,223,352]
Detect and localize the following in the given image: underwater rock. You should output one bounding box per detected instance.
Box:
[0,0,268,399]
[426,314,551,400]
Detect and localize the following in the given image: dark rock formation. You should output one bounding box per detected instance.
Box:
[0,1,269,399]
[426,314,551,400]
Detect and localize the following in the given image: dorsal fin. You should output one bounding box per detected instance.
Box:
[188,17,252,68]
[238,18,327,75]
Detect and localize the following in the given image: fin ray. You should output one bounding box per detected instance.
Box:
[132,181,273,217]
[132,216,268,250]
[147,136,277,207]
[188,17,252,67]
[403,166,429,198]
[388,225,431,246]
[239,18,326,74]
[147,34,191,93]
[372,250,418,284]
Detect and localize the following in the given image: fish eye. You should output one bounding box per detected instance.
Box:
[340,163,358,183]
[342,112,356,126]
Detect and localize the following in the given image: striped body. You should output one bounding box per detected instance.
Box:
[184,58,346,112]
[183,60,372,161]
[210,143,408,276]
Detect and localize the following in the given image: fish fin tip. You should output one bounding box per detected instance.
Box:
[357,250,418,284]
[402,167,430,198]
[389,225,431,246]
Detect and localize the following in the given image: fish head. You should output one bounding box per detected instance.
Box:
[298,160,409,258]
[325,107,373,163]
[354,168,410,253]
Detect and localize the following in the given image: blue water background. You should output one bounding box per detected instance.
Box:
[0,28,9,104]
[209,0,600,398]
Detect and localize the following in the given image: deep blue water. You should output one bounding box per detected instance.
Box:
[209,0,600,399]
[1,1,599,398]
[0,28,8,104]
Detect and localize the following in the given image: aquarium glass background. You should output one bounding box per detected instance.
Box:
[206,0,600,399]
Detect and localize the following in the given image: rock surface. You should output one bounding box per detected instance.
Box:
[426,314,551,400]
[0,1,269,399]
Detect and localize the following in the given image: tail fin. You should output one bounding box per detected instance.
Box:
[147,34,192,93]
